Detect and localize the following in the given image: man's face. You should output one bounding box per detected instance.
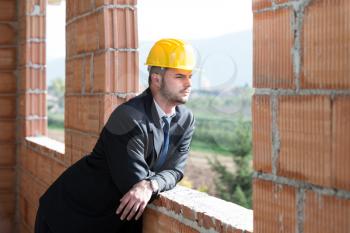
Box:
[159,68,192,105]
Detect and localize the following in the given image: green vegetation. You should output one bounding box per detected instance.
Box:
[188,87,253,208]
[208,120,252,208]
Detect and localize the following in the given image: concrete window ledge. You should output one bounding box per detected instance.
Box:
[144,185,253,233]
[25,136,65,165]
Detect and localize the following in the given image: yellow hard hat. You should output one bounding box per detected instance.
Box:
[146,38,196,71]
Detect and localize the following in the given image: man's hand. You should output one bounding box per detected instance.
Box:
[116,180,153,221]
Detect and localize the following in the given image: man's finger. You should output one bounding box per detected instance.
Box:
[120,200,136,220]
[126,203,140,221]
[135,202,147,220]
[116,193,131,214]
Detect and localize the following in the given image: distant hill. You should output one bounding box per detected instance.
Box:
[47,31,252,88]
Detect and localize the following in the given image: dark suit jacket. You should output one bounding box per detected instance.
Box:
[39,88,195,233]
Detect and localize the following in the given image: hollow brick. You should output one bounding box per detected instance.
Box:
[0,72,16,93]
[0,143,16,167]
[0,0,16,21]
[252,95,272,173]
[332,96,350,191]
[301,0,350,89]
[253,179,296,233]
[0,120,16,142]
[0,96,16,118]
[304,191,350,233]
[0,48,16,70]
[0,168,16,192]
[0,24,16,45]
[252,0,272,11]
[253,8,294,89]
[278,95,332,187]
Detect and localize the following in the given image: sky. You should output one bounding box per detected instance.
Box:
[46,0,252,60]
[138,0,252,41]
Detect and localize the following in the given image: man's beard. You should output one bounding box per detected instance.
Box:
[159,80,189,105]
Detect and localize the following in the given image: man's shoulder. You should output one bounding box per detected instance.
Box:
[104,92,150,134]
[176,105,195,127]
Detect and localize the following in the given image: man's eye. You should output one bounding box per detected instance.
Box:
[176,75,183,79]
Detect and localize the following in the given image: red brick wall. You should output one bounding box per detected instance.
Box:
[0,0,18,232]
[253,0,350,232]
[65,0,139,164]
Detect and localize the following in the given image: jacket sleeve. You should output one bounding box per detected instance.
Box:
[102,105,154,195]
[149,115,195,193]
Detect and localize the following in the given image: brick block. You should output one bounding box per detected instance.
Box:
[18,93,46,117]
[66,57,84,94]
[18,118,47,138]
[0,24,16,45]
[19,16,45,42]
[76,18,87,53]
[112,8,137,48]
[253,8,294,89]
[98,9,113,49]
[19,194,38,229]
[253,179,296,233]
[84,54,93,93]
[252,0,272,11]
[65,130,98,164]
[19,42,46,66]
[65,96,101,134]
[304,191,350,233]
[66,0,76,20]
[0,0,16,21]
[0,120,16,142]
[18,67,46,92]
[143,208,200,233]
[19,222,31,233]
[0,217,14,233]
[252,95,272,173]
[0,96,16,118]
[93,51,113,92]
[0,192,15,217]
[0,168,16,192]
[0,48,16,70]
[74,14,100,54]
[114,51,139,93]
[0,72,16,93]
[332,96,350,191]
[278,95,332,186]
[77,0,93,15]
[85,14,99,52]
[66,21,77,57]
[0,143,16,166]
[301,0,350,89]
[22,149,38,176]
[101,95,127,124]
[36,154,53,185]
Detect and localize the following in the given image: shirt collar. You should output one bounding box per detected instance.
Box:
[153,99,176,120]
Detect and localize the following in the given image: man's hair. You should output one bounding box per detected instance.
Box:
[148,66,167,86]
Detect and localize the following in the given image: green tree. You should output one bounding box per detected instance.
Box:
[47,78,65,112]
[209,119,253,208]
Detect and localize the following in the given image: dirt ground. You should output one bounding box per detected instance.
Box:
[182,150,235,196]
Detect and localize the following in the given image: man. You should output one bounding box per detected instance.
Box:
[34,38,196,233]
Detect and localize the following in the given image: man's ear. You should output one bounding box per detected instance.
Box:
[151,73,161,88]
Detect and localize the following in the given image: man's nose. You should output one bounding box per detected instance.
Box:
[184,76,192,86]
